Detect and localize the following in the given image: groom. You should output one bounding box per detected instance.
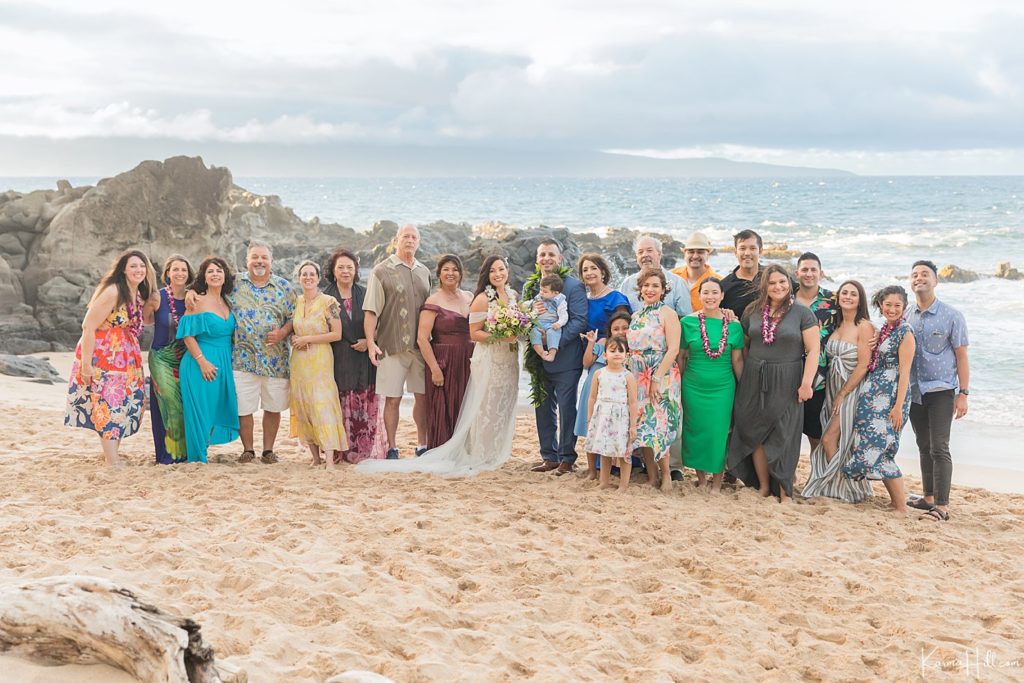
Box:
[524,238,589,475]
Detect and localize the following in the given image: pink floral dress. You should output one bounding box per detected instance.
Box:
[64,296,146,440]
[627,303,681,461]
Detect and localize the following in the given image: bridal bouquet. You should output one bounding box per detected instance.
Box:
[484,286,533,349]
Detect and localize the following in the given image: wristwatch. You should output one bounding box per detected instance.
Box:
[958,388,970,396]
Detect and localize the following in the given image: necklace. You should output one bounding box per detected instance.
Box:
[698,312,731,359]
[164,286,183,329]
[587,285,611,299]
[761,297,792,345]
[126,291,144,339]
[868,318,902,372]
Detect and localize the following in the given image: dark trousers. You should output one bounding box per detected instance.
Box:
[536,367,583,464]
[909,389,954,506]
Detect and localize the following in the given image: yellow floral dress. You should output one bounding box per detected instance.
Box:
[289,293,348,452]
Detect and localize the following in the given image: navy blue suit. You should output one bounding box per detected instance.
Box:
[530,275,588,464]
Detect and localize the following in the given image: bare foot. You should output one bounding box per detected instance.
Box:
[599,482,613,490]
[587,470,598,481]
[660,478,673,492]
[757,487,771,498]
[616,485,629,493]
[709,485,722,495]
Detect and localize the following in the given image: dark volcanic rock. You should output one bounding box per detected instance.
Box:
[0,155,798,353]
[0,353,62,382]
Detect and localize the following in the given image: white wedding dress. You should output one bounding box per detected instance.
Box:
[357,308,521,477]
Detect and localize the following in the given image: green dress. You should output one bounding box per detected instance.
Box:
[680,315,744,473]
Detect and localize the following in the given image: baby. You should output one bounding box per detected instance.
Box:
[529,274,569,362]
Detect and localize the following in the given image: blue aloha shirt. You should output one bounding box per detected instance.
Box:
[227,273,299,378]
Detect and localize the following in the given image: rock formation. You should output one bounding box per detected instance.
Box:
[0,156,675,354]
[938,264,979,283]
[13,156,1013,355]
[995,261,1023,281]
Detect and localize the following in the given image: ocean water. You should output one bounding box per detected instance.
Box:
[6,175,1023,433]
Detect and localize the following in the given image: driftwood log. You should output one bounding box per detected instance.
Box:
[0,575,245,683]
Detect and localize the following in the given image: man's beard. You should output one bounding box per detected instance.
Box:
[251,265,268,276]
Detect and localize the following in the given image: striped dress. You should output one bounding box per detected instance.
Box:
[801,337,874,502]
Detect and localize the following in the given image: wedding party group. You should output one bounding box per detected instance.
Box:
[63,224,969,521]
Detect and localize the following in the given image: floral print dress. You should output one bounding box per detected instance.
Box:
[64,296,146,441]
[844,322,913,481]
[627,303,681,461]
[289,293,349,453]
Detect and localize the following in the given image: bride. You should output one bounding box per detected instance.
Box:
[357,255,521,476]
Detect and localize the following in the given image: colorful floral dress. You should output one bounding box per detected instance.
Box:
[844,322,913,481]
[289,293,349,453]
[627,303,681,461]
[64,295,146,441]
[586,367,632,459]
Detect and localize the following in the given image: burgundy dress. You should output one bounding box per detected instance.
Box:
[422,303,474,448]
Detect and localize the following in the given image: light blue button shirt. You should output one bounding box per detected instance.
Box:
[618,268,692,319]
[905,298,969,403]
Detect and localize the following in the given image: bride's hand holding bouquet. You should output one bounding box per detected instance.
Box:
[483,286,533,350]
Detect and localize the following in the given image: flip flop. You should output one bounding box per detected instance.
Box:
[907,496,934,511]
[921,507,950,522]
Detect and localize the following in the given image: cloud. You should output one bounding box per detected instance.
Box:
[2,1,1024,172]
[0,101,396,142]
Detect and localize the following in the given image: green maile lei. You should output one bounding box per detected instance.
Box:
[521,263,576,407]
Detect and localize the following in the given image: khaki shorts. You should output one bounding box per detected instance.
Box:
[234,371,290,415]
[376,350,425,397]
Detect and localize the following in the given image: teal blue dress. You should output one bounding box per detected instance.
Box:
[177,312,239,463]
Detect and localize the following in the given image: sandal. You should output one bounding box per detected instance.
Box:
[907,495,934,511]
[260,450,279,464]
[921,507,950,522]
[238,450,256,464]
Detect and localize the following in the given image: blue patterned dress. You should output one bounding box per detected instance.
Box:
[844,322,913,481]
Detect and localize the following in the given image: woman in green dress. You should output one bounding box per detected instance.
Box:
[680,278,744,493]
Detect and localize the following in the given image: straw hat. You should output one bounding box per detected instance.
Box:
[683,232,713,251]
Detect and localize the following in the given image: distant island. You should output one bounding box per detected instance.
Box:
[0,136,853,178]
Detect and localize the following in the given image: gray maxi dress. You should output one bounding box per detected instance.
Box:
[726,304,817,496]
[800,337,874,502]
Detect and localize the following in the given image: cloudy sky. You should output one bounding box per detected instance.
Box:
[2,0,1023,175]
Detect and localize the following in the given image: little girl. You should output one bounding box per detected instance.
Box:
[578,311,632,479]
[585,336,639,491]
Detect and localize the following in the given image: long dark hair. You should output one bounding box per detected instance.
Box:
[836,280,870,326]
[744,264,792,319]
[192,256,235,301]
[474,255,508,298]
[92,249,157,309]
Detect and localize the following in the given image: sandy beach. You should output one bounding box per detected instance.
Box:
[2,353,1023,682]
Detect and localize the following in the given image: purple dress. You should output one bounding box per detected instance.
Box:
[423,303,474,449]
